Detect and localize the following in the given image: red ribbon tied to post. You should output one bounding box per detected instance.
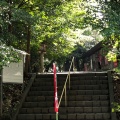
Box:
[53,63,59,113]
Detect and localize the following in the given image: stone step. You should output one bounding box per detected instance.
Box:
[35,75,108,82]
[35,73,108,81]
[28,90,109,96]
[69,90,109,95]
[16,72,112,120]
[17,113,110,120]
[33,79,108,86]
[20,107,110,114]
[30,84,108,91]
[22,100,109,108]
[26,95,109,102]
[36,72,107,78]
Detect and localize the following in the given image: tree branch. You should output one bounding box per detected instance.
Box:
[17,0,27,8]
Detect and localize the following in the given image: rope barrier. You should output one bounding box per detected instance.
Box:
[58,57,74,108]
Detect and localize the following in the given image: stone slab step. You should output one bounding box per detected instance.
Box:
[28,90,109,96]
[36,72,107,78]
[20,107,110,114]
[22,100,109,108]
[69,90,109,95]
[33,79,108,86]
[30,86,109,92]
[31,85,108,91]
[35,73,108,81]
[26,95,109,102]
[28,91,54,96]
[35,76,108,82]
[17,113,110,120]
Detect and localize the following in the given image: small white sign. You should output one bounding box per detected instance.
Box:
[2,55,24,84]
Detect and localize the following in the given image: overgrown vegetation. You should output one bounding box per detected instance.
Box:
[112,71,120,119]
[1,75,31,120]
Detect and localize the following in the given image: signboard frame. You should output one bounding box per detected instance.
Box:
[2,54,24,84]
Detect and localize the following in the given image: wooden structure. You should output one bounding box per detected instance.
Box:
[82,41,118,71]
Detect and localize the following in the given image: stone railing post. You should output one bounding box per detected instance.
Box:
[108,71,117,120]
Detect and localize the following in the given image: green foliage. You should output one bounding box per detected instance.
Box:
[82,29,92,36]
[85,1,120,37]
[12,9,33,24]
[84,0,120,64]
[0,0,101,69]
[0,44,20,70]
[30,43,40,72]
[0,0,36,69]
[112,102,120,112]
[30,0,87,65]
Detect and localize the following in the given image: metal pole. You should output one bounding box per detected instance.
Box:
[56,112,58,120]
[73,57,75,71]
[69,73,70,90]
[65,85,67,106]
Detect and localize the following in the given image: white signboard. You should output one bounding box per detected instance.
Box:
[2,55,24,84]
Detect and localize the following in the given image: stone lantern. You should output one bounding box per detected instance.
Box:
[39,43,46,73]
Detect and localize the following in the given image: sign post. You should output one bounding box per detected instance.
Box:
[0,50,28,117]
[53,63,58,120]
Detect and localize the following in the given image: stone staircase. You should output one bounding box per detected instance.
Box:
[15,72,116,120]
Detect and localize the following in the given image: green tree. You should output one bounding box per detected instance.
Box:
[30,0,87,69]
[0,0,96,72]
[84,0,120,61]
[0,0,36,74]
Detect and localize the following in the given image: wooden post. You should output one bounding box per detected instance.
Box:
[0,73,2,117]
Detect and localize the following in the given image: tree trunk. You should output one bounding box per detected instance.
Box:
[25,25,31,76]
[7,0,12,46]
